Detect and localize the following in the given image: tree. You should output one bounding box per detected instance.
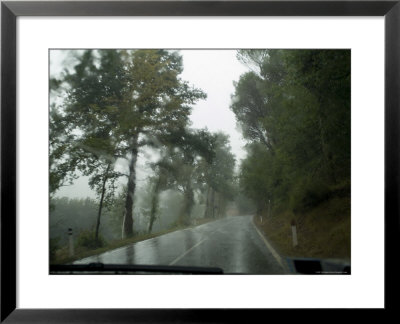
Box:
[282,50,351,183]
[146,153,171,233]
[148,127,216,226]
[50,50,129,241]
[51,50,206,238]
[118,50,206,236]
[231,49,350,214]
[49,105,78,198]
[231,72,271,149]
[201,133,236,219]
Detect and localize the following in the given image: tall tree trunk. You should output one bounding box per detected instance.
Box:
[204,185,210,218]
[215,191,219,218]
[95,163,111,244]
[179,183,194,225]
[211,188,215,218]
[123,134,139,238]
[217,194,226,218]
[148,176,161,233]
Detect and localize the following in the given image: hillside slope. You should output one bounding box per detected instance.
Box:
[254,196,350,261]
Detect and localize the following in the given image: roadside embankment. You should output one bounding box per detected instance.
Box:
[52,217,217,265]
[254,196,350,261]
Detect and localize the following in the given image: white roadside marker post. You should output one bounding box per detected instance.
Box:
[291,219,298,247]
[68,228,74,257]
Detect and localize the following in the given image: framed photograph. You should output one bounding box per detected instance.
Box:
[1,0,398,322]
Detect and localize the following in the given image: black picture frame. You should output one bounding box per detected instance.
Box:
[1,0,398,322]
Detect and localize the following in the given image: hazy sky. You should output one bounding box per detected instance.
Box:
[51,50,249,199]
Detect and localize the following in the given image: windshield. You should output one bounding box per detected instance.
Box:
[49,49,350,275]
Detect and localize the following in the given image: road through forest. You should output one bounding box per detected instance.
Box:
[74,215,286,274]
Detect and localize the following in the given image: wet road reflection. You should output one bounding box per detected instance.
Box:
[74,216,286,274]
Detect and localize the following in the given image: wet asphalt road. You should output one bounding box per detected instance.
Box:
[74,215,286,274]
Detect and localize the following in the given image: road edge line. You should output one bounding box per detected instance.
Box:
[252,218,286,270]
[169,238,207,266]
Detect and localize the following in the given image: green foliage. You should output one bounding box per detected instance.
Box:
[289,179,331,213]
[76,230,106,249]
[50,197,117,244]
[147,127,222,225]
[50,50,207,237]
[49,237,60,263]
[204,133,236,197]
[49,106,78,197]
[232,49,350,214]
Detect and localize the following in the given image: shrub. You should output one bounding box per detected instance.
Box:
[49,237,60,263]
[290,179,331,213]
[76,230,106,249]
